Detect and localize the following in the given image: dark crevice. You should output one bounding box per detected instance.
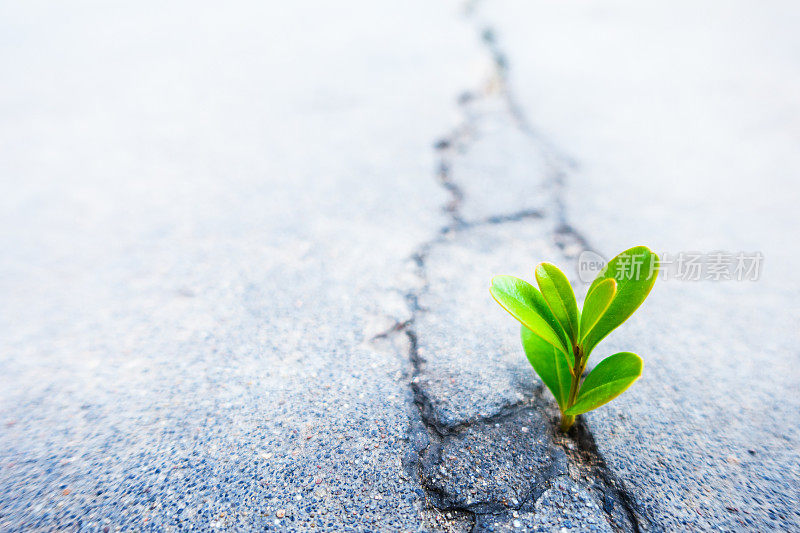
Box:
[432,89,476,230]
[564,419,647,532]
[437,159,465,226]
[418,400,565,514]
[478,18,591,254]
[405,323,478,530]
[555,222,594,260]
[427,394,537,438]
[370,319,413,341]
[479,208,543,226]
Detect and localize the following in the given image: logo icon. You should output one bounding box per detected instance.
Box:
[577,250,606,283]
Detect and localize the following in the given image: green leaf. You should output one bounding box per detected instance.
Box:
[579,278,616,343]
[581,246,658,356]
[535,262,580,347]
[490,275,571,360]
[565,352,643,415]
[521,326,572,411]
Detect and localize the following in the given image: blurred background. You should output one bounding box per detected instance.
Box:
[1,1,798,531]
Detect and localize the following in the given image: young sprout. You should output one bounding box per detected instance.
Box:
[490,246,658,431]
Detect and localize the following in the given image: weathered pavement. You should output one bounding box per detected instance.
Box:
[1,1,798,532]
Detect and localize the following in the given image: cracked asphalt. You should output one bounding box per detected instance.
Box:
[1,1,798,532]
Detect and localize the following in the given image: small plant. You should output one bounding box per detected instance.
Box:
[490,246,658,431]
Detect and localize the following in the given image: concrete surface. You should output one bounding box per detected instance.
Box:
[1,0,798,532]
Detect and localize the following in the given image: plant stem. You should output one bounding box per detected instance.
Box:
[560,345,584,432]
[560,378,580,432]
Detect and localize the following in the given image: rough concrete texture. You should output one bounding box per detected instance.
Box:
[0,1,479,530]
[2,1,799,532]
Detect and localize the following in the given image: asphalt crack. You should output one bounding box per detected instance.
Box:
[374,6,649,533]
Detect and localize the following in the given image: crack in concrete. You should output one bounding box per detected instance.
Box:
[569,420,647,532]
[374,6,650,532]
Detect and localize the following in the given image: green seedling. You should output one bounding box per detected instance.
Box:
[490,246,658,431]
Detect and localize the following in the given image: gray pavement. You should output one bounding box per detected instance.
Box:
[1,1,798,532]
